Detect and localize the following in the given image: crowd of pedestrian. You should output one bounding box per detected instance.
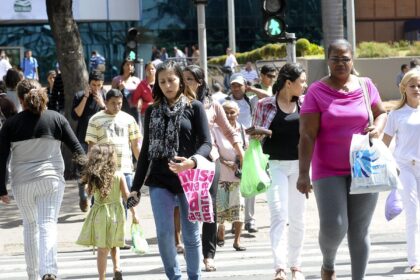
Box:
[1,39,420,280]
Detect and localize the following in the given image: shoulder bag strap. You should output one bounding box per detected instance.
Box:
[239,123,246,149]
[358,77,374,126]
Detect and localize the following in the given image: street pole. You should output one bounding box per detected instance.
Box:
[197,3,208,82]
[285,32,296,63]
[227,0,236,52]
[347,0,356,55]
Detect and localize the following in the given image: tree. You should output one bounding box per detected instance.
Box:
[46,0,88,178]
[321,0,344,56]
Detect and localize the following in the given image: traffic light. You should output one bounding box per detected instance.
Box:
[262,0,287,39]
[126,27,140,61]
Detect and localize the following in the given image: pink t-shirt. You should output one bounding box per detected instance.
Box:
[300,78,380,181]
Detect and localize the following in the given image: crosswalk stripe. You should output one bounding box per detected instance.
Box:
[0,236,415,280]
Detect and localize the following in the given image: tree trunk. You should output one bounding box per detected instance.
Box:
[321,0,344,56]
[46,0,88,179]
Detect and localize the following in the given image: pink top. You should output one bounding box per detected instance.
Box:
[213,122,248,182]
[300,78,380,180]
[205,101,241,161]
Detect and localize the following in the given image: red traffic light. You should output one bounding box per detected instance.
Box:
[263,0,286,15]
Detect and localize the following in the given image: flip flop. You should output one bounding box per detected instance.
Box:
[203,258,216,272]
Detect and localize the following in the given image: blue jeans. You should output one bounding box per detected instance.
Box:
[150,187,201,280]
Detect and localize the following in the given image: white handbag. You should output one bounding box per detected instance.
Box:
[349,79,399,194]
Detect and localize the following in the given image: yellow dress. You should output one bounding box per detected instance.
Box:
[76,172,126,248]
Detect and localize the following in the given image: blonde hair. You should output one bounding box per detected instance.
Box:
[81,144,117,198]
[222,100,240,112]
[395,69,420,110]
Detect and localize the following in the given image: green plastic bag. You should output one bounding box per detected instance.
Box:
[131,223,149,255]
[240,139,271,198]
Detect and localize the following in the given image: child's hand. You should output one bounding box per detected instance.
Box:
[132,214,139,224]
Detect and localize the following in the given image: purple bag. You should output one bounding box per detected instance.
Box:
[385,188,403,221]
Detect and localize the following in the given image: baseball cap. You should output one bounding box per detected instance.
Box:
[229,74,245,86]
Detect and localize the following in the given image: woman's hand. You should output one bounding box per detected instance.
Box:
[250,134,266,141]
[127,191,140,208]
[168,156,195,174]
[365,125,380,138]
[221,159,237,171]
[296,174,312,199]
[0,195,10,204]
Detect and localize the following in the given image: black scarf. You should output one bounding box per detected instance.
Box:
[148,95,187,160]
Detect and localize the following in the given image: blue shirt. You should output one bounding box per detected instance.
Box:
[20,57,38,79]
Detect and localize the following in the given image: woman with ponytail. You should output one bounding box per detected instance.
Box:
[252,63,308,280]
[0,79,85,280]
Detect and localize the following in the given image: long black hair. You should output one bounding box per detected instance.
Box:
[272,63,305,102]
[183,64,212,105]
[152,60,195,105]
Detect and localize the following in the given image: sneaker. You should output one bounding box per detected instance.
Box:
[42,274,56,280]
[79,199,89,212]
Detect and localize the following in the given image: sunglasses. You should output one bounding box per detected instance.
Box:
[329,57,352,64]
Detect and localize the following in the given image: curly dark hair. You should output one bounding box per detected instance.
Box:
[80,144,117,199]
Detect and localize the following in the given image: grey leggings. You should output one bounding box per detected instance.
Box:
[313,175,378,280]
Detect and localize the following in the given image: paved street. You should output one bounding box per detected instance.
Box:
[0,181,415,279]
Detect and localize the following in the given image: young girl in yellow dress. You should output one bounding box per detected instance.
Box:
[76,144,138,280]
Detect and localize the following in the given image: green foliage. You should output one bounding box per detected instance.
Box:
[357,42,399,58]
[208,43,287,65]
[392,40,411,50]
[296,38,310,56]
[407,41,420,56]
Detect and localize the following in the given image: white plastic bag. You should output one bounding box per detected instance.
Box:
[131,223,149,255]
[385,178,404,221]
[349,134,399,194]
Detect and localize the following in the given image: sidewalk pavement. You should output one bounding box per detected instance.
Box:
[0,180,405,256]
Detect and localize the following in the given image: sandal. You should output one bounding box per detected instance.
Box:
[233,244,246,251]
[176,244,184,254]
[411,265,420,273]
[291,267,305,280]
[203,258,216,272]
[274,269,286,280]
[113,270,123,280]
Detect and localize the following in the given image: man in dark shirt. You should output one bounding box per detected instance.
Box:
[71,71,106,212]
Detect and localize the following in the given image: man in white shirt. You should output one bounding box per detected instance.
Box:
[223,48,239,91]
[240,61,259,85]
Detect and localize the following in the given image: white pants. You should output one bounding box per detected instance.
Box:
[12,178,65,280]
[266,160,306,270]
[398,161,420,266]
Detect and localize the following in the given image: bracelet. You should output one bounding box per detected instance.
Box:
[190,156,197,169]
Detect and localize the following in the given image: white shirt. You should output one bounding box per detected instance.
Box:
[224,54,238,71]
[0,59,11,80]
[240,69,258,83]
[211,91,227,104]
[384,104,420,163]
[229,97,252,128]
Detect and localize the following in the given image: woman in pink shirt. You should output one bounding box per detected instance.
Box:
[297,39,387,280]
